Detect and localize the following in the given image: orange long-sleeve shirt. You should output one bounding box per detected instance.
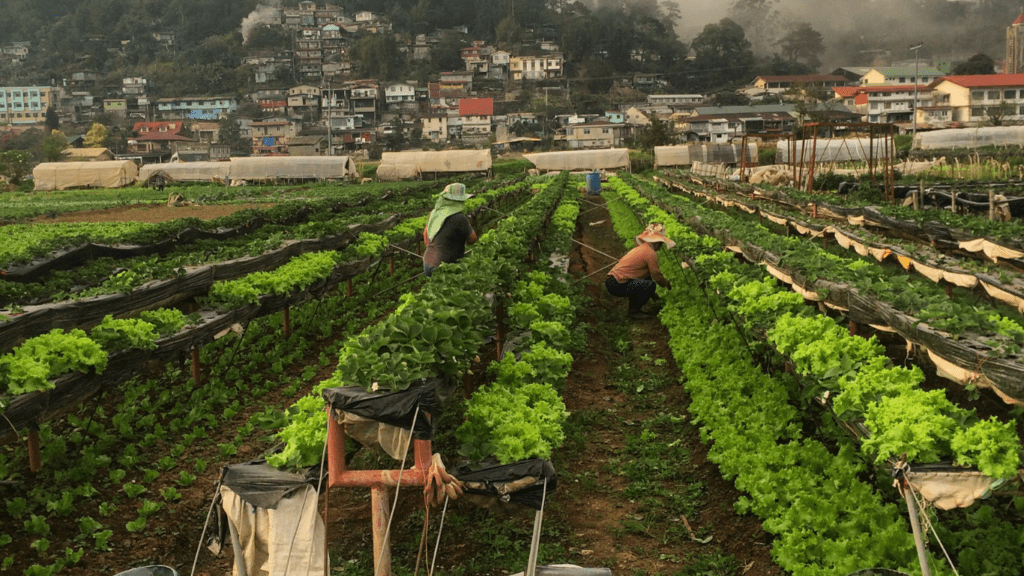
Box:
[607,243,668,287]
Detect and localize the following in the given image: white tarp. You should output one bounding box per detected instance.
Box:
[32,160,139,191]
[139,161,232,183]
[523,149,630,172]
[914,126,1024,150]
[375,150,492,181]
[775,138,888,163]
[654,144,757,168]
[228,156,358,181]
[219,485,326,576]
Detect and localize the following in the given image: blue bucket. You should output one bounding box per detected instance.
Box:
[585,171,601,194]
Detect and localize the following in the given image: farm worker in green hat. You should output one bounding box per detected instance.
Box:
[422,183,478,277]
[606,222,674,319]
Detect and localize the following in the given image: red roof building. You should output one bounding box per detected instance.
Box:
[458,98,493,117]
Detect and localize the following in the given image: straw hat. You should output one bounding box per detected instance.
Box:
[635,222,676,249]
[440,183,473,202]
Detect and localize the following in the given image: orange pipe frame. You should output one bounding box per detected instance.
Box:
[326,406,432,489]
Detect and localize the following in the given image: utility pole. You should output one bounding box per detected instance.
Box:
[910,42,923,140]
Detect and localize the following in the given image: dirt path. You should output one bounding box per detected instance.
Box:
[547,195,780,575]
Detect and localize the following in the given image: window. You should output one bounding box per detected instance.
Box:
[988,90,999,100]
[972,107,984,117]
[583,128,591,135]
[1008,90,1020,100]
[899,77,906,83]
[972,91,985,100]
[870,102,879,110]
[602,128,609,134]
[884,102,892,109]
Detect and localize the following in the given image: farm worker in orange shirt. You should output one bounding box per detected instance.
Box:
[605,222,674,319]
[422,183,478,277]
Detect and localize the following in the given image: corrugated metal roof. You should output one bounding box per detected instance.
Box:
[459,98,493,116]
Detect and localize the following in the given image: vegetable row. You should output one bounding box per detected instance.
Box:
[656,173,1024,315]
[629,174,1024,405]
[602,178,939,576]
[270,173,573,469]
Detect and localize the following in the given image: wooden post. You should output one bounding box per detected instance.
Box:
[347,278,353,297]
[283,306,291,337]
[463,371,473,400]
[812,203,817,219]
[388,254,395,276]
[945,283,953,299]
[191,347,201,385]
[849,321,858,337]
[916,181,923,210]
[27,428,41,473]
[951,189,957,215]
[989,189,996,220]
[416,241,421,256]
[370,486,393,576]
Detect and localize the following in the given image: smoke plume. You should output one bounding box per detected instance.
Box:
[242,2,283,45]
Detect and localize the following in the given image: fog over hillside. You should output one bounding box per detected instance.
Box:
[665,0,1015,70]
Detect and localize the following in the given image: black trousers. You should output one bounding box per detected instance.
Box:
[605,276,657,312]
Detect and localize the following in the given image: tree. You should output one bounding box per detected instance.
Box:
[495,14,522,50]
[0,150,33,185]
[778,22,823,71]
[953,53,995,75]
[218,113,251,154]
[84,123,108,148]
[986,102,1014,126]
[44,106,59,131]
[353,33,402,79]
[635,115,675,151]
[40,129,68,162]
[690,18,754,92]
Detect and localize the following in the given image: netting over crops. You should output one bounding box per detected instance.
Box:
[654,144,757,168]
[774,138,888,163]
[914,126,1024,150]
[32,160,139,191]
[375,150,492,180]
[523,149,630,172]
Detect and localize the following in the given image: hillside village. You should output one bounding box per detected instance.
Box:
[2,2,1024,165]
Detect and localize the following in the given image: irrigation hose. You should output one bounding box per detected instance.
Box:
[428,495,450,576]
[374,405,419,576]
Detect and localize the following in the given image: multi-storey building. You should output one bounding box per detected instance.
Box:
[510,54,563,81]
[564,118,628,149]
[1007,14,1024,74]
[929,74,1024,124]
[860,66,945,86]
[251,119,300,154]
[0,86,57,125]
[156,96,237,120]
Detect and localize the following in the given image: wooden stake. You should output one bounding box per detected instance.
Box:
[191,347,201,385]
[388,254,395,276]
[347,278,353,297]
[283,306,291,337]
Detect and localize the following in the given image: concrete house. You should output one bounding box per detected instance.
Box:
[860,66,945,86]
[565,118,628,149]
[929,74,1024,124]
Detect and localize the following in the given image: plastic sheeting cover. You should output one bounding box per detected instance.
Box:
[654,144,757,168]
[914,126,1024,150]
[139,161,232,183]
[774,138,887,163]
[375,150,492,181]
[220,460,321,510]
[228,156,358,181]
[523,149,629,172]
[32,160,139,191]
[321,379,443,440]
[453,458,557,511]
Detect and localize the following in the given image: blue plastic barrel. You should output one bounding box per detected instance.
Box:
[585,171,601,194]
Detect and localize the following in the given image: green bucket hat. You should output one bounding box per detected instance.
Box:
[440,183,473,202]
